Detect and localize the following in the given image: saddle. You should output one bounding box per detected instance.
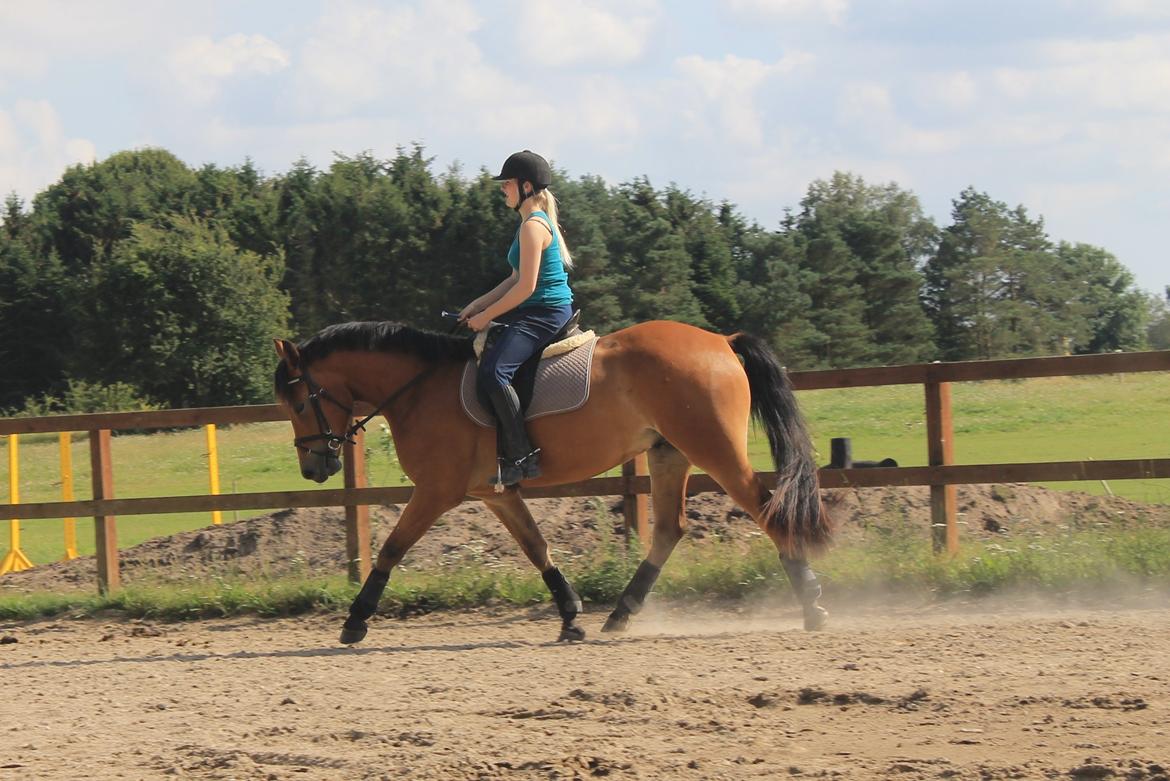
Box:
[461,311,598,428]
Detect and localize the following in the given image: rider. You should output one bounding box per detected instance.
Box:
[460,150,574,488]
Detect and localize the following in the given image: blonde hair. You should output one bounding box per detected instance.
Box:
[530,189,573,269]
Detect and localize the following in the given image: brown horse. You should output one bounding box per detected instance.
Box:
[273,320,831,644]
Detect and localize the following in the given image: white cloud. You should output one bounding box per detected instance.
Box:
[675,53,813,147]
[1084,117,1170,172]
[886,127,964,156]
[0,3,192,85]
[294,0,527,117]
[1024,180,1128,216]
[916,70,978,112]
[837,81,962,156]
[993,33,1170,112]
[515,0,658,67]
[724,0,849,24]
[0,100,95,201]
[838,82,893,120]
[563,77,641,143]
[1104,0,1170,18]
[168,34,290,104]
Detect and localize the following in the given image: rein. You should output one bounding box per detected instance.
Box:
[287,364,436,454]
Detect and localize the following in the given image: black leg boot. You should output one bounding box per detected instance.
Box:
[485,383,541,487]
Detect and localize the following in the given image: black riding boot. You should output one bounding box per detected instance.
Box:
[485,383,541,487]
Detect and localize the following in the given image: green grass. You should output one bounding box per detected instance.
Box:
[2,373,1168,568]
[1,421,412,565]
[763,373,1170,504]
[3,527,1169,621]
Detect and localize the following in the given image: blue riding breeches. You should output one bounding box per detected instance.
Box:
[476,304,573,392]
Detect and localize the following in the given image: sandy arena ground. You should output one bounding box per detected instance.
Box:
[2,598,1168,780]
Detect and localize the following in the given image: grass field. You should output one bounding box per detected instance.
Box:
[4,526,1170,621]
[2,373,1168,567]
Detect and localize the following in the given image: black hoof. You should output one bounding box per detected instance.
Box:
[558,623,586,642]
[339,617,368,645]
[600,612,630,634]
[803,605,829,631]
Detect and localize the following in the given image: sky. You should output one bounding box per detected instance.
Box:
[1,0,1167,295]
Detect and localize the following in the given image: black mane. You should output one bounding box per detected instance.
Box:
[274,321,473,401]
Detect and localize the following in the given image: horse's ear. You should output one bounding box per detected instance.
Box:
[274,338,301,368]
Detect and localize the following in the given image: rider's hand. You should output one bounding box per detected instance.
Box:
[467,311,492,332]
[458,302,479,321]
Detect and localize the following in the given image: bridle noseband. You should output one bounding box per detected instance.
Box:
[286,364,435,455]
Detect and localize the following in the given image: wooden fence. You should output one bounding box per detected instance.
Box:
[2,350,1168,593]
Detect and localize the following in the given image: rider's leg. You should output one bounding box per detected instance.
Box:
[475,306,572,486]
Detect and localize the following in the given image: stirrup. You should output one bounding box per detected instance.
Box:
[490,457,525,492]
[489,449,541,492]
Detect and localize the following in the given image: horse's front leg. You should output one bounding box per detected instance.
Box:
[340,490,462,645]
[481,489,585,642]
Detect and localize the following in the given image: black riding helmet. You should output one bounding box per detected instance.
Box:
[493,150,552,210]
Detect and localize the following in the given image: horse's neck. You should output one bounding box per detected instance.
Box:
[329,351,428,406]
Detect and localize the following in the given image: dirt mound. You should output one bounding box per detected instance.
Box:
[3,484,1168,593]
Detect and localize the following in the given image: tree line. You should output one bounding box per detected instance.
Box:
[1,146,1166,412]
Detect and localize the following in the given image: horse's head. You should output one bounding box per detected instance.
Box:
[273,338,350,483]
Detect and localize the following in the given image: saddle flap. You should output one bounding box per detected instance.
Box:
[460,336,599,428]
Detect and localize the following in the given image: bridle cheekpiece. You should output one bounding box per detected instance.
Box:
[286,363,436,455]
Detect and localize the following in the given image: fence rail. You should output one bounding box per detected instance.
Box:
[2,349,1168,592]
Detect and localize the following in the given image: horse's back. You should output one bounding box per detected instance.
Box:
[589,320,748,415]
[593,320,735,360]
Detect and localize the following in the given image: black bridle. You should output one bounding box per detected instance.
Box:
[286,364,435,455]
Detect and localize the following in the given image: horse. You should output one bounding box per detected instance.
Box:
[272,319,831,644]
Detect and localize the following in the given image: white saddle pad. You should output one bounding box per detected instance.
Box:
[460,336,599,428]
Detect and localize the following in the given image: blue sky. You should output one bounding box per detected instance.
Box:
[2,0,1167,294]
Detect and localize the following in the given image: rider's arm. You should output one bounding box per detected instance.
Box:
[478,220,547,320]
[461,271,518,319]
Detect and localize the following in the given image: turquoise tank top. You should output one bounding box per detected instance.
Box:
[506,211,573,308]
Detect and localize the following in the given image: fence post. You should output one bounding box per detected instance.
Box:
[622,453,650,547]
[343,427,371,583]
[60,433,77,560]
[89,429,119,593]
[1,434,33,574]
[925,378,958,554]
[205,424,222,525]
[829,437,853,469]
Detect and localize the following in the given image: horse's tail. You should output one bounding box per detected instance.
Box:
[727,332,831,554]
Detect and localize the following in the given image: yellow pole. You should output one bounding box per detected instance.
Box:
[60,432,77,560]
[1,434,34,574]
[206,424,222,525]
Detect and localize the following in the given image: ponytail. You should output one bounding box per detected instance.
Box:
[532,189,573,270]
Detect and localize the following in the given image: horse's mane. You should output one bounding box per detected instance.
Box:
[274,321,473,401]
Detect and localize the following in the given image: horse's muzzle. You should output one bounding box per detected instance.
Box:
[302,452,343,482]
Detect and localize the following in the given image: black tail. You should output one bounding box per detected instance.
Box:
[728,333,831,553]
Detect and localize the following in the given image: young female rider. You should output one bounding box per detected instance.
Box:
[459,150,574,487]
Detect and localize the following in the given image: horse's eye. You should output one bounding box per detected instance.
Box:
[293,402,305,415]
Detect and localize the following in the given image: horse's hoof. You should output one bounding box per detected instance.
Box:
[558,623,586,642]
[600,612,629,634]
[803,606,829,631]
[339,619,368,645]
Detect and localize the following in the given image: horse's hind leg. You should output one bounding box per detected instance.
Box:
[481,490,585,642]
[719,473,827,630]
[665,431,828,631]
[601,441,691,634]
